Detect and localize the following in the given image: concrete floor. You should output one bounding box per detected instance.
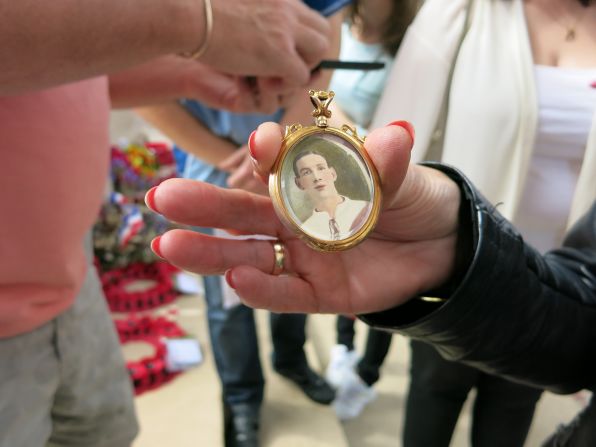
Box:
[111,111,588,447]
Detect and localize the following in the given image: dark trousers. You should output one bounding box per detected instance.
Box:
[336,315,393,386]
[403,340,542,447]
[337,315,357,349]
[204,275,308,409]
[270,312,308,371]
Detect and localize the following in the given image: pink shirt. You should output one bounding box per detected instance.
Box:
[0,77,110,337]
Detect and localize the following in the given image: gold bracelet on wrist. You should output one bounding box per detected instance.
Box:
[179,0,213,60]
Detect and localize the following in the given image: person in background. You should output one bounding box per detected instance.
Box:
[145,120,596,447]
[0,1,331,446]
[369,0,596,444]
[136,5,344,445]
[323,0,419,421]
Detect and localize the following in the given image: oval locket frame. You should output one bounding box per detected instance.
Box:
[269,90,382,252]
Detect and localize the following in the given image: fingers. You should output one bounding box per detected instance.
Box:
[205,0,331,85]
[184,63,241,111]
[275,2,331,83]
[230,77,263,113]
[226,158,269,195]
[249,122,284,182]
[227,168,269,196]
[226,266,320,313]
[217,146,246,172]
[238,77,298,115]
[252,77,280,115]
[293,1,332,67]
[364,123,414,206]
[255,77,301,113]
[293,23,332,72]
[157,231,321,314]
[238,77,279,115]
[219,147,268,194]
[146,178,283,236]
[190,74,254,114]
[154,230,293,276]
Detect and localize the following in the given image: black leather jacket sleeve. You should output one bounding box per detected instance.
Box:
[360,163,596,394]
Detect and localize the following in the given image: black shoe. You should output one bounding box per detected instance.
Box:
[274,366,336,405]
[224,403,260,447]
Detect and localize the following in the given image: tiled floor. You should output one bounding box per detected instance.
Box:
[112,111,588,447]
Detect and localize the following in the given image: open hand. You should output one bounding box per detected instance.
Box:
[146,122,461,315]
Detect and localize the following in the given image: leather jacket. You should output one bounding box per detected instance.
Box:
[360,163,596,446]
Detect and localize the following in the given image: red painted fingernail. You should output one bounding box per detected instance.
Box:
[248,130,257,160]
[225,269,236,289]
[145,186,159,212]
[387,120,416,143]
[590,80,596,88]
[151,236,164,258]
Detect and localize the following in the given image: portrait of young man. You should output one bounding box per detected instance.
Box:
[292,148,371,241]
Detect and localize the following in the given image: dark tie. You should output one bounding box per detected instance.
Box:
[329,218,340,240]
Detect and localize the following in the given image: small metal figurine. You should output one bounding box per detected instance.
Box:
[269,90,382,251]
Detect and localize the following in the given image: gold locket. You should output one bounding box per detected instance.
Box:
[269,90,382,252]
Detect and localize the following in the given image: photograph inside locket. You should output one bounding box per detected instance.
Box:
[280,133,374,241]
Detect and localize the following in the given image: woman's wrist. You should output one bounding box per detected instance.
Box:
[359,164,477,327]
[172,0,208,56]
[416,163,477,299]
[179,0,212,59]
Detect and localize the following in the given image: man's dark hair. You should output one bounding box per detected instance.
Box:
[292,150,330,177]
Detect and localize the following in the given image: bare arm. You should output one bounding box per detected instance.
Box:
[1,0,330,95]
[136,103,236,166]
[1,0,201,94]
[109,55,244,111]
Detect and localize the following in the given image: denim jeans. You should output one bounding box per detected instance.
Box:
[204,274,309,408]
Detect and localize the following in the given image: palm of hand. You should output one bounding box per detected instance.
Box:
[239,207,457,315]
[236,164,459,314]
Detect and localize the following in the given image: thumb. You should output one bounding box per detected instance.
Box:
[250,122,284,183]
[364,121,414,206]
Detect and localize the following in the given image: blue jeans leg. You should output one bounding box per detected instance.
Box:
[204,274,264,407]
